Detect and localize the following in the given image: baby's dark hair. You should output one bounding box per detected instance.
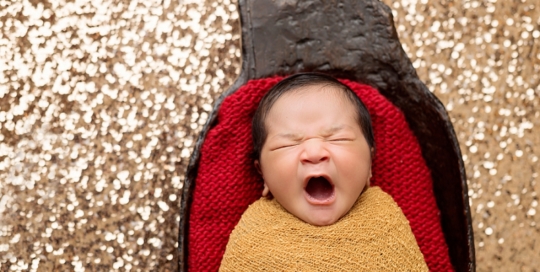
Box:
[251,72,375,160]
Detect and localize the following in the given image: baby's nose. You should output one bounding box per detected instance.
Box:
[300,139,329,164]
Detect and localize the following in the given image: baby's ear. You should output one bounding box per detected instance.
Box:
[367,168,372,187]
[254,160,263,175]
[368,147,374,185]
[262,183,270,197]
[255,160,270,197]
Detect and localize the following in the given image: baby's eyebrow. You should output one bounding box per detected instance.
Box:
[322,125,345,136]
[274,133,303,140]
[273,126,347,140]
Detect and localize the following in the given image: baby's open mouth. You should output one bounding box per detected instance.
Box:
[305,176,335,202]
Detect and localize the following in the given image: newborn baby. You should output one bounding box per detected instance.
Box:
[220,73,428,271]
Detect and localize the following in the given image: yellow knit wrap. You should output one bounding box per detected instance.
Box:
[219,186,428,271]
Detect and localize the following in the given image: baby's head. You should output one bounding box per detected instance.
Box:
[252,73,375,226]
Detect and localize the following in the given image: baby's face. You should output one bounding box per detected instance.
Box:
[256,85,372,226]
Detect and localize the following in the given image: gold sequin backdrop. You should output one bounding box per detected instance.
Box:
[0,0,537,270]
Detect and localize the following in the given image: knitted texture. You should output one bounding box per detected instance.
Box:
[188,77,453,271]
[220,186,428,272]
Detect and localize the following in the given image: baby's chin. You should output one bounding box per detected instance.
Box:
[305,216,339,226]
[297,206,344,226]
[274,198,342,226]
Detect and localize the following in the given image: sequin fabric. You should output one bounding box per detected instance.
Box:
[0,0,538,270]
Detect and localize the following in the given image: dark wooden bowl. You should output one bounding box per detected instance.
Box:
[179,0,475,271]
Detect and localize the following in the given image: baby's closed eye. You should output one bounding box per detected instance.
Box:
[271,143,300,150]
[328,138,353,142]
[278,144,298,149]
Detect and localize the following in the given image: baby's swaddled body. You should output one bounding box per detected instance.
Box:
[220,186,428,271]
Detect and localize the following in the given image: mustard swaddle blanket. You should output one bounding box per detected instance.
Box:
[219,186,428,271]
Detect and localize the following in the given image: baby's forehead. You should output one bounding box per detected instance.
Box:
[266,85,361,126]
[276,84,352,103]
[286,83,343,94]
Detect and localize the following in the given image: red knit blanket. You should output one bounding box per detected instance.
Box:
[188,77,453,271]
